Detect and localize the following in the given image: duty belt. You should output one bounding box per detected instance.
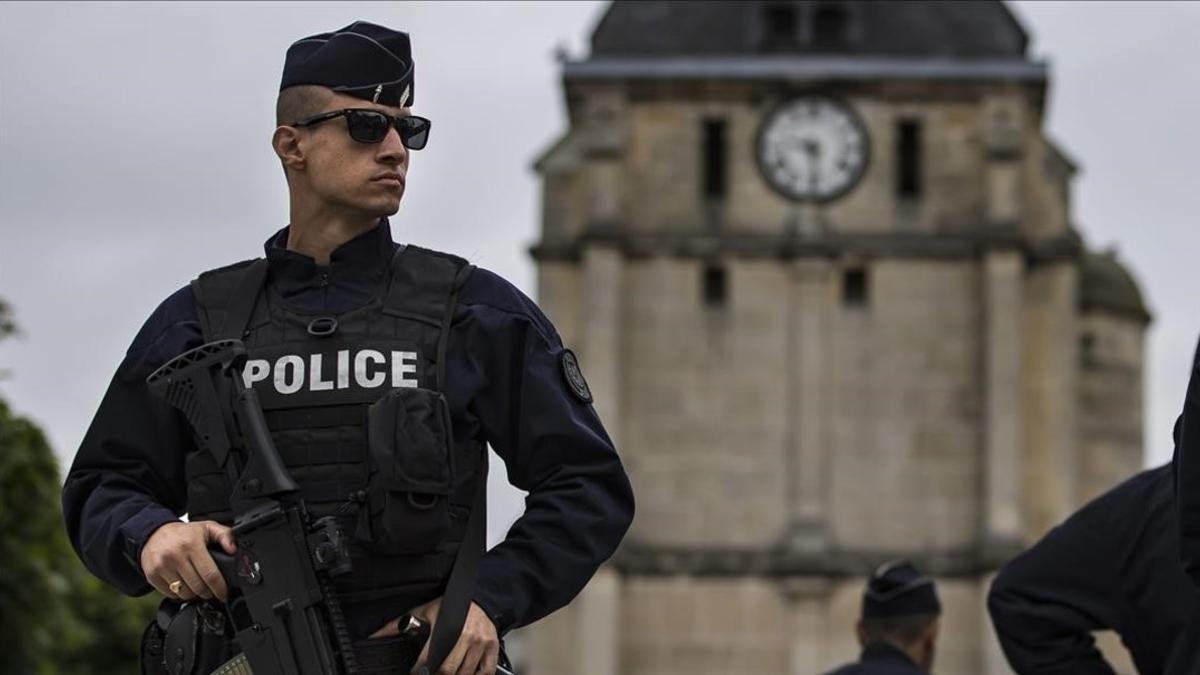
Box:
[208,650,517,675]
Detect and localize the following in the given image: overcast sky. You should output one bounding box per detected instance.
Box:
[1,1,1198,542]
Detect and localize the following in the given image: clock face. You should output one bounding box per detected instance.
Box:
[756,96,870,202]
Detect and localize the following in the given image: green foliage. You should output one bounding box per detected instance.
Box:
[0,298,15,340]
[0,392,158,674]
[0,298,15,381]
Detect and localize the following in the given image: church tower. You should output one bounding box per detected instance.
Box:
[525,2,1151,673]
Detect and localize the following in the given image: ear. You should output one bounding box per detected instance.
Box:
[918,618,939,669]
[855,620,866,647]
[272,126,306,171]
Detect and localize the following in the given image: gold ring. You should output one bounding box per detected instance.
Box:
[168,580,184,595]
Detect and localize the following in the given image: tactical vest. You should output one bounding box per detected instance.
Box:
[184,245,483,607]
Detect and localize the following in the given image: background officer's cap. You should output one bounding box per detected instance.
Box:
[280,21,415,107]
[861,559,942,618]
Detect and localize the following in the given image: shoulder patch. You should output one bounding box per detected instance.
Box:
[561,349,593,404]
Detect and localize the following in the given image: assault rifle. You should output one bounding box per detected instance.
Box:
[148,338,359,675]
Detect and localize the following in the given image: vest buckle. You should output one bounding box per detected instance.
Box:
[306,316,339,337]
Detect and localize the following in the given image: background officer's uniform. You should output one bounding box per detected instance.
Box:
[825,643,928,675]
[61,22,634,650]
[992,428,1200,675]
[1177,335,1200,649]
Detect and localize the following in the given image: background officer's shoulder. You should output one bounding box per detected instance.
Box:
[1051,463,1172,545]
[1083,463,1171,516]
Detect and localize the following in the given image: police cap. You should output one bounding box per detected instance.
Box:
[861,559,941,618]
[281,21,415,107]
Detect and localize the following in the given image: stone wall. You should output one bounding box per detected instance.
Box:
[1077,312,1146,503]
[621,257,791,547]
[524,575,1000,675]
[1020,262,1080,539]
[828,259,983,551]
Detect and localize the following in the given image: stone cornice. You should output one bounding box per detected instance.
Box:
[563,56,1048,84]
[530,229,1082,265]
[611,540,1025,580]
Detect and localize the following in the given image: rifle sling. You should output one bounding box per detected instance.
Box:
[421,455,487,675]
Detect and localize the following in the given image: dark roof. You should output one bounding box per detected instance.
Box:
[1080,250,1152,324]
[590,0,1030,59]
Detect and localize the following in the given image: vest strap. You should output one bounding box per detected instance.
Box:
[384,246,460,326]
[421,452,487,675]
[216,259,269,340]
[436,263,475,394]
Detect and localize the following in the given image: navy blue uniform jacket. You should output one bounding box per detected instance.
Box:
[1180,338,1200,592]
[823,643,928,675]
[61,219,635,638]
[989,451,1200,675]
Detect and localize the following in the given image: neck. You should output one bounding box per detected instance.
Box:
[287,194,380,265]
[901,643,926,670]
[867,641,925,669]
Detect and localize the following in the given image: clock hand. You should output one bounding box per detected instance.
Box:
[803,139,822,193]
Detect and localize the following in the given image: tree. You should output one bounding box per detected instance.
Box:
[0,301,157,675]
[0,298,15,340]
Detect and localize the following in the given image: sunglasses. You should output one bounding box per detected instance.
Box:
[291,108,431,150]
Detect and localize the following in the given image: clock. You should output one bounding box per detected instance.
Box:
[756,96,870,203]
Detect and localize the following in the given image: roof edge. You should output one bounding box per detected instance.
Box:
[563,55,1048,83]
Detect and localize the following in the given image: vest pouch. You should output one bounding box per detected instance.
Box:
[360,387,456,555]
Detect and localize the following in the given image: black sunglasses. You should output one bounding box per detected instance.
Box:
[291,108,431,150]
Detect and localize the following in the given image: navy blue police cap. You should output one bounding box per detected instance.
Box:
[281,21,415,107]
[861,560,941,618]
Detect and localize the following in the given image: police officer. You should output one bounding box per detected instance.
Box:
[823,560,941,675]
[61,21,634,675]
[990,420,1200,675]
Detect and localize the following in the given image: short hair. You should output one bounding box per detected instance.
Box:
[276,85,334,126]
[860,614,937,647]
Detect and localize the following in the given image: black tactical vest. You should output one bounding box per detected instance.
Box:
[185,245,483,607]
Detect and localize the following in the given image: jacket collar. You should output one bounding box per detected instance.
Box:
[262,217,396,314]
[861,642,920,668]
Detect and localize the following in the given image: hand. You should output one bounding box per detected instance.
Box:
[139,520,237,602]
[370,598,499,675]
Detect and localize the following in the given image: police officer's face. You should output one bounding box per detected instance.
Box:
[296,92,411,217]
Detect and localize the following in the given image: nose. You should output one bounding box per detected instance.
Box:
[376,125,408,166]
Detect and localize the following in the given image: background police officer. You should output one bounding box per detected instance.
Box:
[824,561,941,675]
[62,21,634,675]
[990,420,1200,675]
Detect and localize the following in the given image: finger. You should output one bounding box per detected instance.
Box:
[203,521,238,555]
[145,571,173,599]
[478,642,499,675]
[454,642,483,675]
[178,559,212,600]
[437,638,469,675]
[192,548,229,602]
[157,571,196,601]
[410,639,431,675]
